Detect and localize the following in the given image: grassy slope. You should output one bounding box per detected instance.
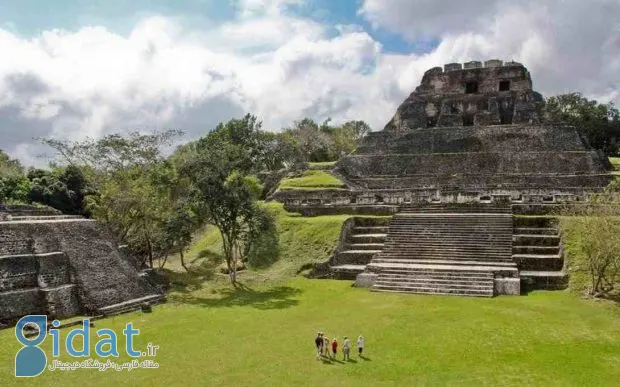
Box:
[278,170,346,190]
[165,202,349,285]
[1,279,619,386]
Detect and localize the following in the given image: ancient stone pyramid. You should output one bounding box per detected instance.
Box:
[335,60,613,203]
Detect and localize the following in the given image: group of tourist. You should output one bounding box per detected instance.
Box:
[314,332,364,361]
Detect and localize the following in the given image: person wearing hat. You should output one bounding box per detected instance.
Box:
[331,337,338,359]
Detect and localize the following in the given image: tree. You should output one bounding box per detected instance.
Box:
[42,130,184,267]
[182,116,273,284]
[560,180,620,297]
[545,92,620,155]
[0,150,30,203]
[27,166,90,215]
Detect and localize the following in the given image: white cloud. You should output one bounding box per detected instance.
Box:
[0,0,619,166]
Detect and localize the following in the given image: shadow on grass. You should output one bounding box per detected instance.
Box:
[170,285,302,310]
[359,355,371,361]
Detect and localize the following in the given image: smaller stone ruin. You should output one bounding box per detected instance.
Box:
[0,205,164,324]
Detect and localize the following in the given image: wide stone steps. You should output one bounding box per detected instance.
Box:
[373,258,515,267]
[381,244,512,252]
[371,273,494,297]
[398,206,512,214]
[377,251,511,261]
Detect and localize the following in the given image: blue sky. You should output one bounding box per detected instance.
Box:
[0,0,437,54]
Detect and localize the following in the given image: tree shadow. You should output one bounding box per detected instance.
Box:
[163,261,216,295]
[170,285,302,310]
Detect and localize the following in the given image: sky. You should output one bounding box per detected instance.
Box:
[1,0,619,166]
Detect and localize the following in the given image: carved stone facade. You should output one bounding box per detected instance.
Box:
[276,60,613,211]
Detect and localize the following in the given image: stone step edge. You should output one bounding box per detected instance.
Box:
[374,281,494,290]
[373,259,514,267]
[370,288,493,297]
[98,294,164,312]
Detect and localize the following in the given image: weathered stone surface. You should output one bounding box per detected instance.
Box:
[494,278,521,295]
[331,60,613,203]
[0,214,163,322]
[354,272,378,288]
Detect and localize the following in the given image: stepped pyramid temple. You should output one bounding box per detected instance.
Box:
[275,59,615,297]
[0,205,164,324]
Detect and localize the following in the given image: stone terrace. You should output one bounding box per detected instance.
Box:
[357,204,518,297]
[0,209,163,323]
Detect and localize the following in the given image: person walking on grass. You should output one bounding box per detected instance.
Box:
[323,334,330,358]
[315,332,323,360]
[342,336,351,361]
[357,335,365,356]
[331,337,338,359]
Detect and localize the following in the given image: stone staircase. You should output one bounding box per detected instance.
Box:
[512,216,567,290]
[364,204,517,296]
[328,218,390,279]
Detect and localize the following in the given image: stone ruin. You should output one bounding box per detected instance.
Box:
[0,205,164,324]
[274,60,615,297]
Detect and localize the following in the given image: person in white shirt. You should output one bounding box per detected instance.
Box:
[357,335,365,356]
[342,336,351,361]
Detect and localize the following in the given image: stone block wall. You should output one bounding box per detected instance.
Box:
[42,285,81,317]
[0,255,38,291]
[0,288,45,320]
[0,218,161,322]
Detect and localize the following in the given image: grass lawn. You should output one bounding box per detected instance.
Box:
[1,279,619,386]
[167,202,349,283]
[308,161,338,170]
[278,170,346,190]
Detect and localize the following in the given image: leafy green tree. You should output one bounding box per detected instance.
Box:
[0,150,30,203]
[42,130,184,267]
[545,92,620,155]
[182,116,274,284]
[26,166,90,215]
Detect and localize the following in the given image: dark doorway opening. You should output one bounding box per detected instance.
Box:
[500,114,513,125]
[499,80,510,91]
[426,116,437,127]
[463,114,474,126]
[465,81,478,94]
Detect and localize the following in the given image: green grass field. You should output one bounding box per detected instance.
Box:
[278,170,346,190]
[3,206,620,386]
[1,279,619,386]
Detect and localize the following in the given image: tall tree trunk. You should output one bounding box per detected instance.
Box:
[180,250,188,271]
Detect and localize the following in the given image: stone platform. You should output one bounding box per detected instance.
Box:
[0,209,164,323]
